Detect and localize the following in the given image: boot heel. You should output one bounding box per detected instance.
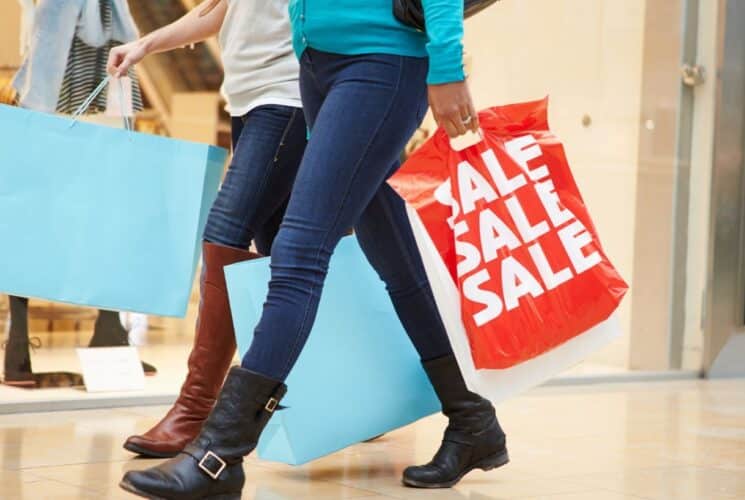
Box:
[207,494,241,500]
[477,450,510,471]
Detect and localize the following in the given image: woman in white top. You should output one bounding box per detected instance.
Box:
[108,0,307,459]
[115,1,506,499]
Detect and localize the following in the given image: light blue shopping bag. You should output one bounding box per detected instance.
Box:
[0,103,226,316]
[225,236,440,465]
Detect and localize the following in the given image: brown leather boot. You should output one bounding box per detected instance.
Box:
[123,242,258,458]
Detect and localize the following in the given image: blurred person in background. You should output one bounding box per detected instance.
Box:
[3,0,153,388]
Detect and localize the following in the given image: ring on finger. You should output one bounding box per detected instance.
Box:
[461,115,473,125]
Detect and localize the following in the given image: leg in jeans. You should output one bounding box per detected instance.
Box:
[241,49,441,379]
[354,181,453,362]
[204,106,306,250]
[285,51,452,363]
[238,52,507,490]
[123,105,306,458]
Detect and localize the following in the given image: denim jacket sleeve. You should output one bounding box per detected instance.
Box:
[12,0,83,112]
[421,0,465,85]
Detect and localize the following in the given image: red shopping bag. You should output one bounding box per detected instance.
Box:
[389,98,628,370]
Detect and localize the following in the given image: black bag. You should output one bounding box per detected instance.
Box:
[393,0,500,31]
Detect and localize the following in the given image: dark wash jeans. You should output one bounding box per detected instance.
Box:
[203,105,306,253]
[241,49,454,380]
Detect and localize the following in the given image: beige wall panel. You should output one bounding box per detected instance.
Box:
[0,1,22,68]
[169,92,220,144]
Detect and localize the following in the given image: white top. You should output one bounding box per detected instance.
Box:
[219,0,301,117]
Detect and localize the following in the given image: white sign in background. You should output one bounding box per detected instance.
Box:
[76,346,145,393]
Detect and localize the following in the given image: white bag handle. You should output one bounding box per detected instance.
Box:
[449,128,484,152]
[69,76,133,131]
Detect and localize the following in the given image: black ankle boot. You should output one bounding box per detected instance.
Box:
[88,310,128,348]
[89,310,156,375]
[3,296,34,386]
[120,366,286,499]
[403,354,509,488]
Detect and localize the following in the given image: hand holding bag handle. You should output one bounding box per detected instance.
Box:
[394,0,501,31]
[69,76,133,131]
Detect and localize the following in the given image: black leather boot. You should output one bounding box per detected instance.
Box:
[403,354,509,488]
[2,296,34,386]
[120,366,286,499]
[89,310,157,375]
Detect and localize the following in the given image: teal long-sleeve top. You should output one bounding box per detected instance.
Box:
[289,0,465,84]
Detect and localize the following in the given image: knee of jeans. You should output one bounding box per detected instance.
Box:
[269,225,332,280]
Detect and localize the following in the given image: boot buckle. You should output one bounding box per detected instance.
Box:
[265,397,279,413]
[198,451,227,480]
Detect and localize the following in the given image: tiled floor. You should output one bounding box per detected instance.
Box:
[1,379,743,499]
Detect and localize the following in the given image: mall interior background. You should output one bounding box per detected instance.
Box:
[1,0,743,412]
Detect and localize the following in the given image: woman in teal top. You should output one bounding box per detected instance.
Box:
[121,2,507,498]
[290,0,466,85]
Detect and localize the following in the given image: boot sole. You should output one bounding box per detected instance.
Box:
[402,449,510,489]
[122,441,179,459]
[119,479,240,499]
[2,379,36,387]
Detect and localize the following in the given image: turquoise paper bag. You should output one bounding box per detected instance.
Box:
[0,105,225,316]
[225,236,440,465]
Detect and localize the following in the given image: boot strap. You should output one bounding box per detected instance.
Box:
[255,392,284,413]
[185,447,241,480]
[443,429,477,446]
[264,397,279,412]
[198,450,227,480]
[187,383,286,481]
